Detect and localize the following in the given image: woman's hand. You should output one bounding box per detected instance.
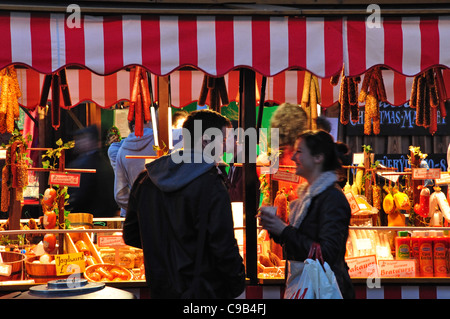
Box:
[258,206,288,237]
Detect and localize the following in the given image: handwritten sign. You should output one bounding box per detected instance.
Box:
[378,259,416,278]
[412,168,441,180]
[345,192,361,215]
[54,252,85,276]
[49,172,81,187]
[98,235,125,247]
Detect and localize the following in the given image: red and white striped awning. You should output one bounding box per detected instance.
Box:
[16,68,450,109]
[345,16,450,77]
[0,11,343,78]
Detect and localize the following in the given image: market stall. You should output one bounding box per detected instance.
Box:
[0,8,450,299]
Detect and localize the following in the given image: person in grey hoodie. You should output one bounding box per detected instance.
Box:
[114,120,182,217]
[123,109,245,299]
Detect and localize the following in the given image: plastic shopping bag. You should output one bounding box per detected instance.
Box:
[284,259,316,299]
[284,243,343,299]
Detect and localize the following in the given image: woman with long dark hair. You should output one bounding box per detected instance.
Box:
[259,129,355,299]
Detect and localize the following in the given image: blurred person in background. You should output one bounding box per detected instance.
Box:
[67,125,119,217]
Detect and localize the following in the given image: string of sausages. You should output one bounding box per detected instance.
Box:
[301,71,321,130]
[128,66,152,138]
[198,75,229,112]
[409,67,447,135]
[1,140,28,212]
[39,68,72,130]
[331,66,387,135]
[0,66,21,134]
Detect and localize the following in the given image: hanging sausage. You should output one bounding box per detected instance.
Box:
[127,66,155,137]
[409,67,446,135]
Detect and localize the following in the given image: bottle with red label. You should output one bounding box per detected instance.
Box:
[419,231,434,277]
[411,231,422,276]
[395,231,411,260]
[433,231,448,277]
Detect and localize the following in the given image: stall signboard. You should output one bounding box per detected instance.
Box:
[346,102,449,136]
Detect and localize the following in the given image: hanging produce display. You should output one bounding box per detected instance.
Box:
[128,66,153,138]
[330,67,361,126]
[409,68,447,135]
[198,74,229,112]
[358,67,387,135]
[0,66,21,133]
[1,133,30,212]
[300,71,321,129]
[38,68,72,130]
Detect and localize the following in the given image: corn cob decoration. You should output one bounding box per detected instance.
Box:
[409,68,446,135]
[330,67,361,126]
[301,71,321,129]
[357,67,387,135]
[0,66,22,134]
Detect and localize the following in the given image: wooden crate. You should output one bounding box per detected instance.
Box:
[64,232,103,264]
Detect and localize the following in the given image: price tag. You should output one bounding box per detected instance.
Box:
[54,252,85,276]
[412,168,441,180]
[345,192,360,214]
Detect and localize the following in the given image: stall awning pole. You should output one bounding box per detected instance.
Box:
[157,76,170,149]
[240,68,258,285]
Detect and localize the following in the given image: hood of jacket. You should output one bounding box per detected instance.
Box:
[121,128,155,152]
[145,149,216,192]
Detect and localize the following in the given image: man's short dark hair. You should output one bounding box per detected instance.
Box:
[182,109,231,148]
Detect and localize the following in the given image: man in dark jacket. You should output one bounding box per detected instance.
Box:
[123,109,245,299]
